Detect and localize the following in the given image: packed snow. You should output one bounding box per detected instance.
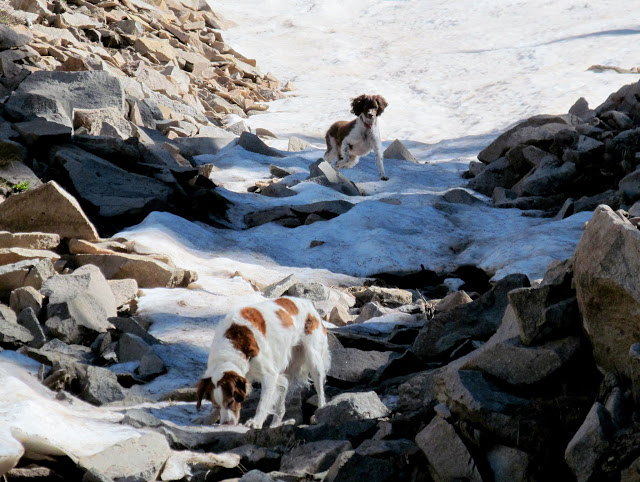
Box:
[2,0,639,468]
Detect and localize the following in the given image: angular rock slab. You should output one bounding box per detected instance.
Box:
[313,391,390,425]
[383,139,418,163]
[41,264,117,333]
[574,205,640,374]
[5,70,125,126]
[78,432,170,482]
[415,415,482,482]
[0,259,55,293]
[0,181,99,241]
[0,232,60,250]
[307,159,361,196]
[280,440,352,476]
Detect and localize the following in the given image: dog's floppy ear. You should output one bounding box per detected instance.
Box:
[374,95,388,116]
[196,377,214,411]
[350,95,367,116]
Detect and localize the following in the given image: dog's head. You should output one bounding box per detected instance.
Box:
[351,94,388,124]
[196,371,248,425]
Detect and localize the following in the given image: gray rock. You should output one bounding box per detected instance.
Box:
[573,190,623,213]
[5,70,124,127]
[13,119,72,148]
[138,350,166,379]
[0,181,99,241]
[9,286,44,315]
[436,290,473,312]
[397,370,437,413]
[466,156,520,196]
[172,136,235,157]
[0,258,55,294]
[415,415,482,482]
[383,139,418,163]
[619,167,640,201]
[413,273,530,359]
[313,391,390,425]
[244,206,297,228]
[45,316,92,345]
[118,333,152,363]
[328,335,394,385]
[42,264,117,334]
[259,182,297,198]
[0,24,32,49]
[238,132,285,157]
[17,307,46,348]
[263,274,298,298]
[569,97,594,120]
[286,282,330,301]
[110,317,159,346]
[505,144,549,173]
[0,232,60,250]
[353,301,389,324]
[487,444,532,482]
[512,156,576,197]
[442,187,486,205]
[0,303,32,347]
[478,115,574,163]
[307,159,361,196]
[51,146,172,218]
[269,165,293,178]
[595,81,640,118]
[80,364,127,405]
[108,279,138,310]
[468,160,486,177]
[354,286,413,307]
[565,402,616,482]
[573,205,640,374]
[78,432,170,482]
[280,440,352,476]
[287,136,310,152]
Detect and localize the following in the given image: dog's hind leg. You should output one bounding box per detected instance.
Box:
[270,375,289,428]
[323,136,338,164]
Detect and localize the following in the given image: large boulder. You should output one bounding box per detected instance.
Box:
[466,157,520,196]
[0,181,99,240]
[41,264,117,334]
[413,273,530,359]
[312,391,390,425]
[4,71,125,127]
[0,258,55,294]
[573,205,640,374]
[51,146,172,219]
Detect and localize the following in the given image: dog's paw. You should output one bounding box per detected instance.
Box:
[245,418,263,430]
[380,176,389,181]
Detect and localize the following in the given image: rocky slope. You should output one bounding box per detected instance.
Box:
[0,0,640,481]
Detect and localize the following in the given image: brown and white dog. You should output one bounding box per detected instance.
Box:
[324,94,389,181]
[196,297,330,429]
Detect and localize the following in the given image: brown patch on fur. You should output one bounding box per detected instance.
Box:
[326,119,357,160]
[225,323,260,359]
[276,309,294,328]
[218,371,248,421]
[305,313,320,335]
[196,377,214,411]
[240,307,266,335]
[275,298,300,316]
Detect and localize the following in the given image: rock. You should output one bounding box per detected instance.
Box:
[287,137,310,152]
[307,159,361,196]
[13,119,72,149]
[415,415,482,482]
[436,290,472,312]
[506,144,549,173]
[238,132,285,157]
[313,391,390,425]
[79,364,127,405]
[555,198,575,220]
[259,182,297,198]
[0,181,99,241]
[0,158,41,189]
[353,302,389,324]
[486,444,532,482]
[569,97,594,120]
[478,115,574,163]
[244,206,297,228]
[134,37,176,63]
[573,205,640,374]
[286,282,330,301]
[355,286,413,307]
[73,107,132,139]
[78,432,170,482]
[160,450,240,481]
[573,190,623,213]
[9,286,44,315]
[51,146,172,219]
[512,156,576,197]
[73,253,188,288]
[0,25,32,49]
[263,274,298,298]
[565,402,616,482]
[466,157,520,196]
[0,247,60,265]
[413,273,530,359]
[118,333,151,363]
[138,351,166,379]
[630,344,640,405]
[17,307,46,348]
[325,439,419,482]
[383,140,418,163]
[172,136,234,158]
[619,167,640,201]
[442,187,486,205]
[280,440,352,476]
[0,231,60,250]
[108,279,138,310]
[595,81,640,119]
[0,304,33,347]
[269,165,292,178]
[110,317,159,347]
[328,336,394,385]
[468,160,485,177]
[42,264,117,334]
[329,304,353,326]
[5,70,124,127]
[0,258,55,294]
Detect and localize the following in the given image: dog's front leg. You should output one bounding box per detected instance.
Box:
[245,373,278,430]
[372,130,388,181]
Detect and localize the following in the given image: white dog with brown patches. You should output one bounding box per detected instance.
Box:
[196,297,330,429]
